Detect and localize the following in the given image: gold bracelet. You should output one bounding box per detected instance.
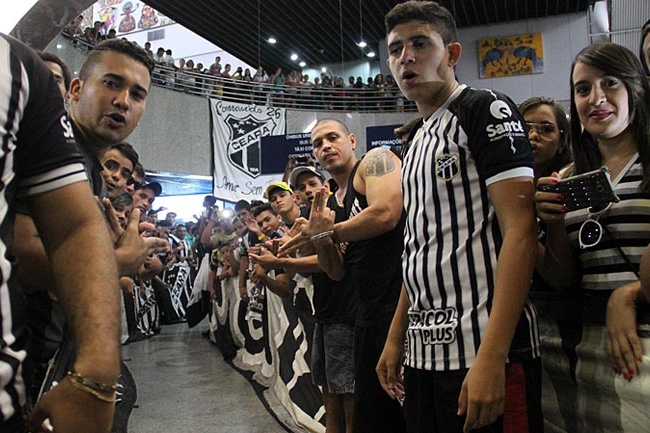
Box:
[67,370,117,403]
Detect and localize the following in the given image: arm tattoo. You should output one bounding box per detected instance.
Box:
[365,150,396,177]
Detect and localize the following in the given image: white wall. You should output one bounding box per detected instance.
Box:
[125,23,255,72]
[378,12,590,105]
[456,12,590,104]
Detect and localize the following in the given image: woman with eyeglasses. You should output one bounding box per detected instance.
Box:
[520,97,574,321]
[519,96,572,180]
[534,42,650,432]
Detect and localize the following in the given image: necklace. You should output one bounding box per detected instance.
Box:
[335,185,347,207]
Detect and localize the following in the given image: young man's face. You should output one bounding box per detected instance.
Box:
[175,226,187,238]
[296,173,325,204]
[387,21,458,104]
[113,203,132,229]
[126,170,143,195]
[69,51,150,151]
[255,210,281,236]
[311,121,356,175]
[133,187,156,213]
[101,148,134,198]
[268,189,295,214]
[44,61,67,100]
[236,208,252,222]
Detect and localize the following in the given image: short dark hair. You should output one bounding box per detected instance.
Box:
[132,162,145,179]
[79,39,154,81]
[110,142,139,170]
[234,199,251,212]
[204,195,217,206]
[385,1,458,45]
[252,202,277,218]
[37,51,72,90]
[312,118,350,134]
[110,191,133,209]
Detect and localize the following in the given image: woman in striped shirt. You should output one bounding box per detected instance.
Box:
[535,42,650,433]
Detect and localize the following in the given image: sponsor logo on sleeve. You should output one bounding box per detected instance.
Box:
[485,99,525,150]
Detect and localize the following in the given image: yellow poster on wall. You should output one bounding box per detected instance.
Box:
[478,33,544,78]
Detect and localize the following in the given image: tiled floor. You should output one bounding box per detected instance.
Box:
[122,322,289,433]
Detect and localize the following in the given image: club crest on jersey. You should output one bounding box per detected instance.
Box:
[436,153,459,181]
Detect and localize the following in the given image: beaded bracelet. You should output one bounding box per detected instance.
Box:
[310,230,334,242]
[67,370,117,403]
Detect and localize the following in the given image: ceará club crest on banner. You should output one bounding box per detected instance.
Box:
[225,114,276,178]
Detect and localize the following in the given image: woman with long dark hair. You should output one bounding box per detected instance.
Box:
[535,42,650,432]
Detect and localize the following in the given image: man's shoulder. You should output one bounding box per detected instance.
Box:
[448,86,520,127]
[452,86,509,108]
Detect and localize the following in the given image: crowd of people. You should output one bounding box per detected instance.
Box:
[2,2,650,433]
[60,16,415,111]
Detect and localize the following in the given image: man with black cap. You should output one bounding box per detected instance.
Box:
[133,180,162,216]
[289,165,328,206]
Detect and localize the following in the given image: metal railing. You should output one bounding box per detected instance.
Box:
[63,33,417,112]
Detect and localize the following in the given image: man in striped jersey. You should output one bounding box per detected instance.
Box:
[0,34,121,433]
[377,2,542,433]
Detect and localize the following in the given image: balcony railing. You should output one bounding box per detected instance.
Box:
[63,34,417,112]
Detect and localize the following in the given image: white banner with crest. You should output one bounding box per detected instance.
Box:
[210,99,286,202]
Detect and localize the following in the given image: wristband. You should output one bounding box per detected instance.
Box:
[310,230,334,242]
[67,370,117,403]
[257,233,266,241]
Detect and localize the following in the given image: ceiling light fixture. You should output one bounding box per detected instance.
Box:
[267,37,277,44]
[357,41,367,48]
[290,53,298,61]
[299,61,306,67]
[367,51,376,58]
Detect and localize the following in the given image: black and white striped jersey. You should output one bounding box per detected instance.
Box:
[0,34,86,423]
[401,84,540,371]
[565,156,650,303]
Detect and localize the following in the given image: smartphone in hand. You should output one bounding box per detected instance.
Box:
[538,167,620,211]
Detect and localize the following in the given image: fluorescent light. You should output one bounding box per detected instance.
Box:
[267,37,277,44]
[299,61,306,67]
[290,53,298,61]
[357,41,367,48]
[321,67,327,73]
[367,51,376,58]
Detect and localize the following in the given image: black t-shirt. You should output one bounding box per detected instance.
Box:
[310,195,357,325]
[342,160,405,327]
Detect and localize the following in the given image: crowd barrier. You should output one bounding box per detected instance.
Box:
[208,272,325,433]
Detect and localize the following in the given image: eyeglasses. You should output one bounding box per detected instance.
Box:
[578,202,611,249]
[526,122,562,139]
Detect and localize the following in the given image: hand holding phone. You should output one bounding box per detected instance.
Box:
[537,166,620,212]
